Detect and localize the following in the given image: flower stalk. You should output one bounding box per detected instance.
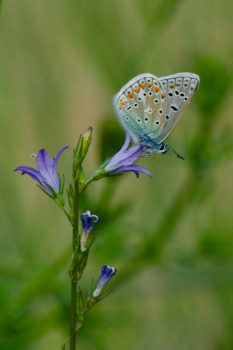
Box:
[69,168,80,350]
[14,127,150,350]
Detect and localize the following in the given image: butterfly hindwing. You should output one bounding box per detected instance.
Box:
[155,73,200,144]
[113,73,167,144]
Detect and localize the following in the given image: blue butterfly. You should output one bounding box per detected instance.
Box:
[113,73,200,157]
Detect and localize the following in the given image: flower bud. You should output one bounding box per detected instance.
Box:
[73,127,92,181]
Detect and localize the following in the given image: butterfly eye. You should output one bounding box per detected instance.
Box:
[159,144,165,151]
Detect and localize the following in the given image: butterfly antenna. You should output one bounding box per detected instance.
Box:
[167,144,185,160]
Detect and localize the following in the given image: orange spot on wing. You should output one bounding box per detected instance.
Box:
[154,86,160,92]
[119,106,122,110]
[170,84,175,88]
[120,101,125,106]
[147,83,152,87]
[127,93,133,98]
[133,87,140,93]
[161,92,165,98]
[140,84,145,88]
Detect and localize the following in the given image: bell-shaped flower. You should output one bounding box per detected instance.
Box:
[80,211,99,251]
[105,132,152,178]
[14,146,68,195]
[93,265,117,298]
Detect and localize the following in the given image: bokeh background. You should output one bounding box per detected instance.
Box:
[0,1,232,349]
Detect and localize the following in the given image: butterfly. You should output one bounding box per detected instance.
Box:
[113,72,200,157]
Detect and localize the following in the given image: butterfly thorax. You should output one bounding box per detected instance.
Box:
[139,136,168,155]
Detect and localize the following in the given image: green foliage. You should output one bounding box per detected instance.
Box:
[194,56,231,118]
[198,229,233,261]
[137,0,183,27]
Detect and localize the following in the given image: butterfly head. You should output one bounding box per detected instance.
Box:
[142,141,184,159]
[143,142,168,156]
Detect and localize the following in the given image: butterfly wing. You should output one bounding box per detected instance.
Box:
[113,73,167,144]
[154,73,200,144]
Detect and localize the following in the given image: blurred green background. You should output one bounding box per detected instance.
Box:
[0,0,233,349]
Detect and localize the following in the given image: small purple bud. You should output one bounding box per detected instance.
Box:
[93,265,117,298]
[80,211,99,251]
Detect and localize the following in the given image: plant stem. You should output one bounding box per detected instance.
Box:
[70,279,77,350]
[70,181,80,350]
[82,177,93,193]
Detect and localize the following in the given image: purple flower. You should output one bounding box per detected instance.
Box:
[93,265,117,298]
[14,146,69,195]
[105,132,152,178]
[80,211,99,251]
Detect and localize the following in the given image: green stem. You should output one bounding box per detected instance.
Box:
[82,177,94,193]
[70,181,80,350]
[70,280,77,350]
[73,181,80,250]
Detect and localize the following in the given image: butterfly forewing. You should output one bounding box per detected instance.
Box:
[113,73,167,144]
[155,73,200,143]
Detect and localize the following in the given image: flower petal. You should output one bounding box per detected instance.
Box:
[14,166,47,188]
[36,149,59,192]
[121,131,131,152]
[106,144,143,170]
[36,149,53,177]
[93,265,117,297]
[104,132,131,170]
[81,210,99,233]
[109,164,152,178]
[52,146,69,176]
